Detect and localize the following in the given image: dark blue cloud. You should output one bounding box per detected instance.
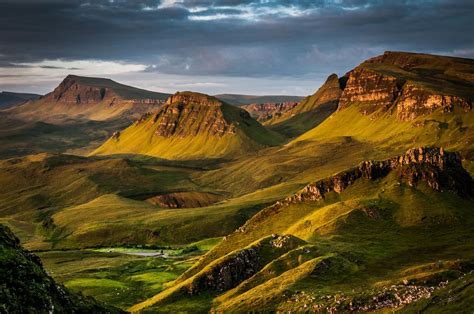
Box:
[0,0,473,90]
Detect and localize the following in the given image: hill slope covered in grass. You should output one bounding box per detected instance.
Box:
[265,73,344,138]
[93,91,284,159]
[132,147,474,312]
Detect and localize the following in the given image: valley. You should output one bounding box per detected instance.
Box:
[1,51,473,313]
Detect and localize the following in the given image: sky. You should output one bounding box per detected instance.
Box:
[0,0,473,96]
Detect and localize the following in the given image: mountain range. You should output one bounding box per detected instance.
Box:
[0,51,473,313]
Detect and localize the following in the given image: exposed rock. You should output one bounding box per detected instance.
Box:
[241,102,298,122]
[338,67,402,114]
[396,82,472,120]
[338,51,474,119]
[274,147,472,209]
[182,235,304,296]
[153,94,237,137]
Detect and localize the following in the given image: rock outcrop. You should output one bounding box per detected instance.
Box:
[182,235,304,296]
[0,224,122,313]
[274,147,472,209]
[338,51,474,120]
[93,91,283,159]
[152,92,237,137]
[241,102,298,122]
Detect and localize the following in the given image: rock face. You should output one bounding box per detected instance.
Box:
[396,82,472,120]
[9,75,169,122]
[241,102,298,122]
[338,51,474,120]
[182,235,304,296]
[338,67,402,114]
[0,224,122,313]
[94,91,283,159]
[152,92,238,137]
[274,147,472,208]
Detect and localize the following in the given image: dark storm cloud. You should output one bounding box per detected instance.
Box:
[0,0,473,84]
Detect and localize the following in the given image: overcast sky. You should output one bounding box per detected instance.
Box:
[0,0,473,96]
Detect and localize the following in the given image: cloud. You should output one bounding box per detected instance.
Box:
[0,0,473,94]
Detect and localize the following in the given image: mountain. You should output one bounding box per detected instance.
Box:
[264,73,344,137]
[294,51,474,158]
[8,75,170,122]
[240,101,298,122]
[93,91,284,159]
[215,94,304,106]
[0,91,41,109]
[0,224,122,313]
[130,147,474,312]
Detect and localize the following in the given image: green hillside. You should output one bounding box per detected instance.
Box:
[133,147,473,312]
[93,91,284,159]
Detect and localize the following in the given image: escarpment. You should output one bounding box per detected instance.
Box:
[151,92,238,137]
[337,51,474,120]
[274,147,472,209]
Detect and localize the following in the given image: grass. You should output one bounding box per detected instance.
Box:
[36,242,218,310]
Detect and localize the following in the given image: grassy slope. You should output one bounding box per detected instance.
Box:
[139,170,473,312]
[93,100,284,160]
[37,246,213,310]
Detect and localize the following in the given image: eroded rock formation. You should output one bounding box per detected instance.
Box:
[337,52,473,120]
[274,147,472,209]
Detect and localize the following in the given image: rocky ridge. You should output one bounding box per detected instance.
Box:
[338,51,474,120]
[274,147,472,209]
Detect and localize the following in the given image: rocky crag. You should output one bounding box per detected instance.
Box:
[93,91,283,159]
[274,147,472,209]
[0,224,122,313]
[338,51,473,120]
[241,102,298,122]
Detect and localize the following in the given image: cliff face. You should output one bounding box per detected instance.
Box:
[338,52,474,120]
[338,67,402,114]
[396,82,472,120]
[0,224,122,313]
[151,92,237,137]
[241,102,298,122]
[274,147,472,209]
